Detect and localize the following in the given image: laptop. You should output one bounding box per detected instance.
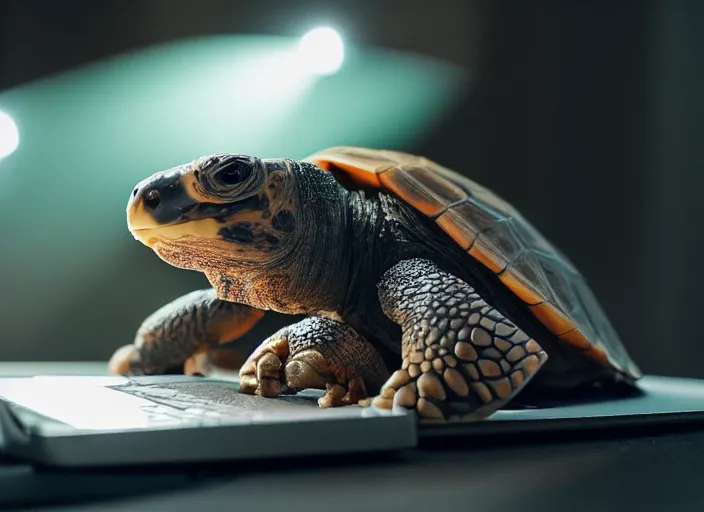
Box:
[0,372,703,467]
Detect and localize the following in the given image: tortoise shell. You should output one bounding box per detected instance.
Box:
[305,146,641,381]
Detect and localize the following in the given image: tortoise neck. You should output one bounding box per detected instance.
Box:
[267,161,353,314]
[336,190,421,359]
[342,189,386,300]
[338,192,390,305]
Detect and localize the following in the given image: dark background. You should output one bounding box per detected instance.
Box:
[0,0,702,380]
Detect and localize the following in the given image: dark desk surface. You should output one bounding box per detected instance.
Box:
[1,364,703,511]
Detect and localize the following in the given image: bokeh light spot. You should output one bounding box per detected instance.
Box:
[0,110,19,158]
[297,27,344,76]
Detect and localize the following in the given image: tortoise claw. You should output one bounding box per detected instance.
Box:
[238,344,288,397]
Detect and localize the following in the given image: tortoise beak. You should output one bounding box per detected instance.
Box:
[126,168,197,244]
[126,168,225,247]
[127,179,166,234]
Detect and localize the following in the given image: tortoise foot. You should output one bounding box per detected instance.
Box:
[370,340,548,423]
[107,289,263,376]
[238,317,390,404]
[108,343,244,377]
[107,344,143,375]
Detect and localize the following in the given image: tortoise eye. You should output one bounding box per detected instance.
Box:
[216,161,251,187]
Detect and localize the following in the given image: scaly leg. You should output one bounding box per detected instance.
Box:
[107,289,264,376]
[238,317,390,408]
[372,258,549,422]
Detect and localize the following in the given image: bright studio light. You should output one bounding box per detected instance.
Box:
[0,110,19,158]
[297,27,344,76]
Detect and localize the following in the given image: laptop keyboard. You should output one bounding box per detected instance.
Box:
[110,379,321,427]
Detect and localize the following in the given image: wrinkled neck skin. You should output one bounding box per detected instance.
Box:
[206,160,355,317]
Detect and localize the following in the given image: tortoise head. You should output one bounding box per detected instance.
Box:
[127,153,301,275]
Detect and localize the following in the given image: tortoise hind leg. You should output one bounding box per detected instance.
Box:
[108,289,264,376]
[372,258,549,422]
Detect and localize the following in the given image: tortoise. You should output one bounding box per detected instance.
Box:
[108,146,641,422]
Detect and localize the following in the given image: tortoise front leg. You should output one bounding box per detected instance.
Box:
[238,317,390,408]
[108,289,264,376]
[372,258,549,422]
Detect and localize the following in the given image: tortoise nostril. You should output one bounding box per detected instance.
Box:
[132,187,139,198]
[143,189,161,209]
